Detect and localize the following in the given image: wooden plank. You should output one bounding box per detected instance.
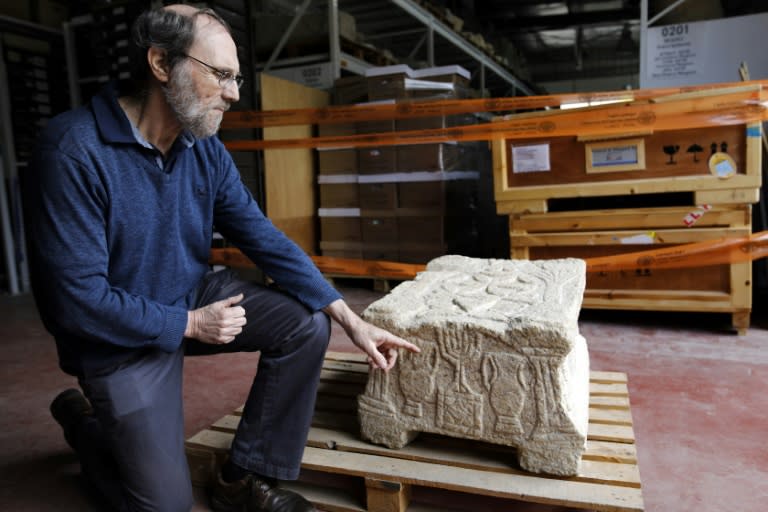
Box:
[315,394,360,413]
[211,414,239,432]
[317,380,364,398]
[187,428,231,452]
[282,480,366,512]
[495,199,548,214]
[304,426,640,488]
[326,351,367,363]
[322,359,370,374]
[321,368,368,384]
[186,427,640,495]
[590,371,629,384]
[311,410,359,432]
[497,173,761,203]
[588,423,636,444]
[694,187,761,205]
[260,74,328,253]
[365,478,411,512]
[511,205,751,232]
[583,290,737,312]
[590,382,630,397]
[590,395,631,409]
[512,226,751,247]
[584,440,638,464]
[589,407,634,426]
[300,446,644,512]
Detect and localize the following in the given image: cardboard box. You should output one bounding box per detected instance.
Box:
[362,244,399,262]
[361,217,398,243]
[359,183,397,210]
[318,123,357,136]
[318,149,357,174]
[365,65,413,101]
[357,119,397,174]
[397,143,460,172]
[319,183,359,208]
[398,244,447,264]
[396,116,447,131]
[398,216,444,244]
[320,217,361,242]
[398,181,446,209]
[332,75,368,105]
[358,147,397,174]
[320,240,363,259]
[407,65,472,99]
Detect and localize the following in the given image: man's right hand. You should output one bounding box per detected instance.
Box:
[185,294,246,344]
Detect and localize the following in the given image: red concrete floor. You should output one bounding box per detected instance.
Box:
[1,282,767,512]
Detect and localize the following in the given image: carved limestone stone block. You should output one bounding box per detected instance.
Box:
[357,255,590,476]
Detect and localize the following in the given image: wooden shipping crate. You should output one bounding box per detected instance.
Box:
[509,205,753,333]
[492,122,762,214]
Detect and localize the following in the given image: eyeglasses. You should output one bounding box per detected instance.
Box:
[183,54,244,90]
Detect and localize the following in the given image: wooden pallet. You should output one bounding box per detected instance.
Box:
[186,351,644,512]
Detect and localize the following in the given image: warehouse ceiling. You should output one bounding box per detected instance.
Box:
[333,0,768,95]
[68,0,768,96]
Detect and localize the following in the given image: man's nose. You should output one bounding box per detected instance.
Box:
[222,80,240,103]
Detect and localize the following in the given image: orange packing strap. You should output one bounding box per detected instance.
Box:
[221,79,768,129]
[224,88,768,151]
[210,231,768,280]
[585,230,768,273]
[209,248,426,280]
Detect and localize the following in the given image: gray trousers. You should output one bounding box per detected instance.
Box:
[73,270,331,512]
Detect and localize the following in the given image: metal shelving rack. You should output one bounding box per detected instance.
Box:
[258,0,534,96]
[0,15,68,295]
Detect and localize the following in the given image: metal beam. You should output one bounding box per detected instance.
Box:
[426,19,434,67]
[339,51,371,75]
[365,27,426,40]
[389,0,533,95]
[407,32,427,61]
[476,8,640,31]
[0,38,20,294]
[328,0,341,80]
[263,0,313,72]
[648,0,688,26]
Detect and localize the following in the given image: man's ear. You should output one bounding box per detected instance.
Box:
[147,46,171,84]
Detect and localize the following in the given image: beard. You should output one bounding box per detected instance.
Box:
[163,64,226,139]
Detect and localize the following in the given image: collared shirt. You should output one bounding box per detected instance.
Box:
[24,82,341,376]
[126,117,195,170]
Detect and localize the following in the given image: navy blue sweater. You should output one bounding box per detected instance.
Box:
[25,83,341,376]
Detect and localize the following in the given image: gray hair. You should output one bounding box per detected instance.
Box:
[126,6,232,96]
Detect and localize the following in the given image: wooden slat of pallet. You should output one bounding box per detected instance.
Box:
[303,427,641,488]
[589,407,634,426]
[186,352,643,511]
[300,447,644,512]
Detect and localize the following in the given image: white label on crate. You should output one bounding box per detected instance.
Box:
[511,143,550,173]
[619,232,656,245]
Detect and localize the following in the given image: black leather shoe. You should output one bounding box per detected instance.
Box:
[50,388,93,450]
[211,470,316,512]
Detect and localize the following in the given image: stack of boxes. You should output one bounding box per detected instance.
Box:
[318,64,484,264]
